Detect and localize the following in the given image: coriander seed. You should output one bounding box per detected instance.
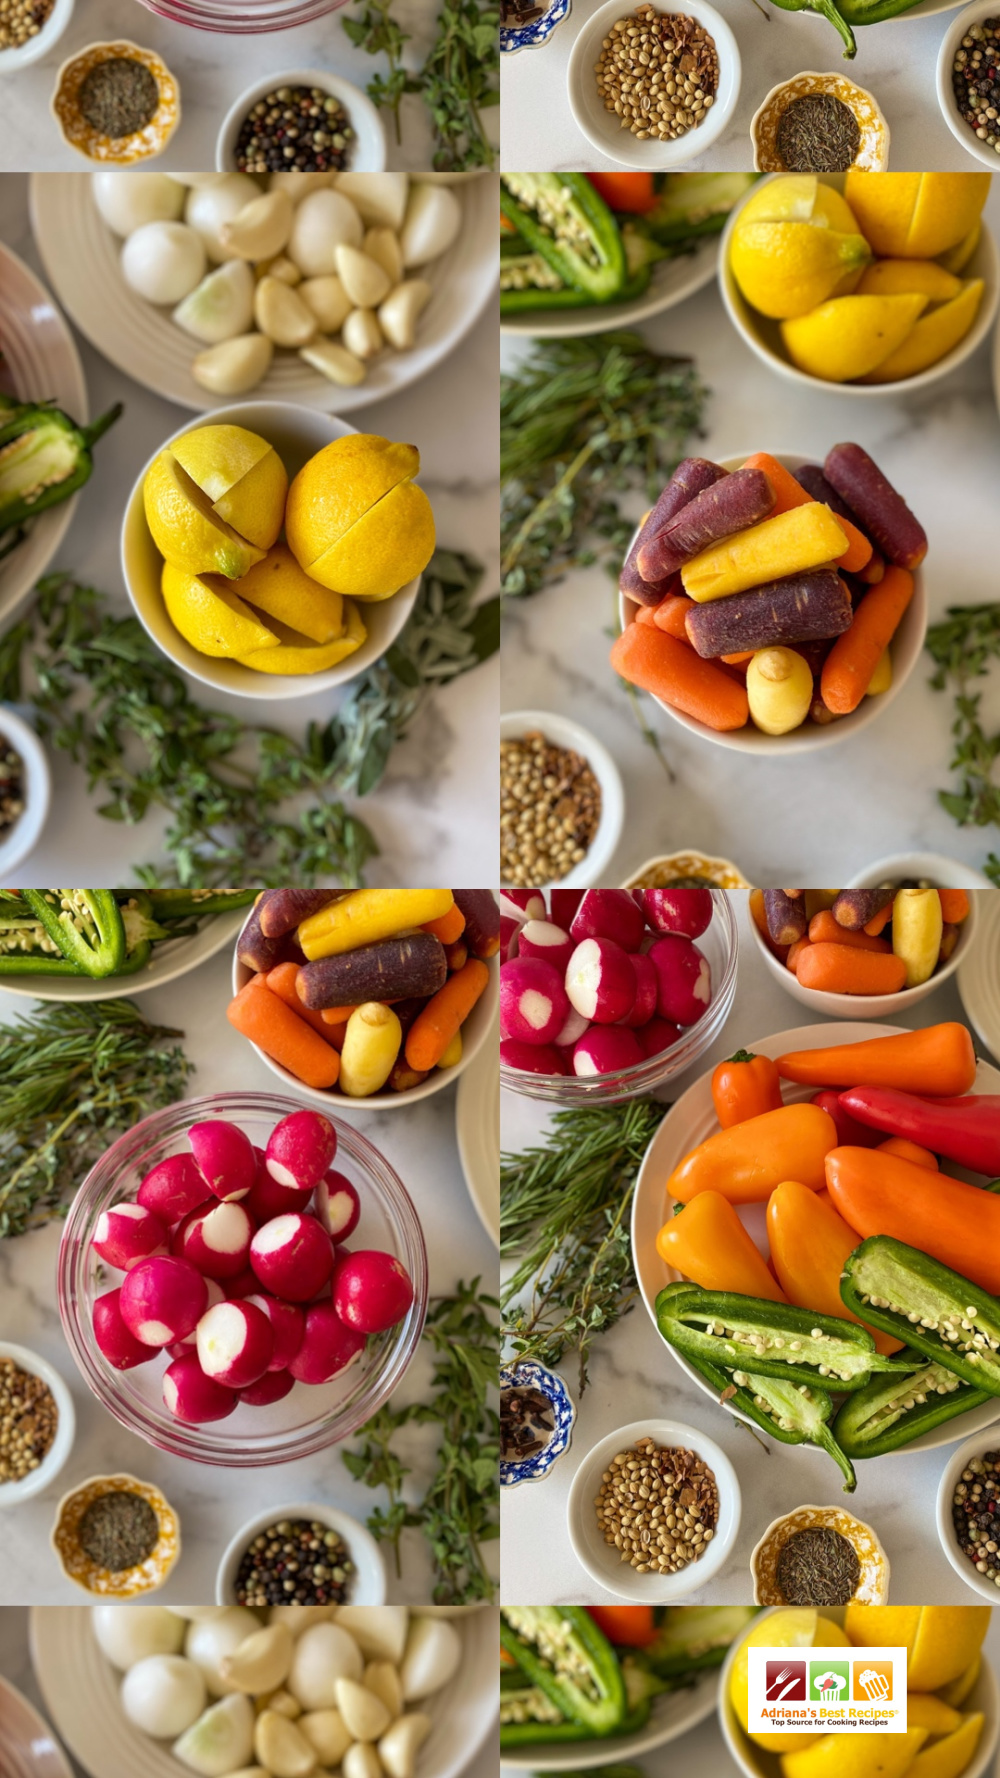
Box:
[0,0,53,50]
[500,731,601,886]
[594,1434,719,1575]
[0,1358,57,1483]
[593,4,718,143]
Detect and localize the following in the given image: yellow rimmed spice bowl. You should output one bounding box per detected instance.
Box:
[51,40,181,165]
[751,72,890,172]
[622,851,751,890]
[51,1471,181,1597]
[751,1503,890,1605]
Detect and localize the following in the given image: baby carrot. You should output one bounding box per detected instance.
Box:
[228,977,341,1089]
[864,899,895,937]
[423,904,466,945]
[722,650,755,666]
[741,451,873,574]
[610,623,749,732]
[319,1004,361,1024]
[786,937,811,972]
[265,962,341,1043]
[939,889,970,924]
[808,910,892,952]
[653,593,695,640]
[635,604,660,627]
[878,1136,938,1171]
[820,566,914,716]
[406,957,489,1071]
[795,941,908,996]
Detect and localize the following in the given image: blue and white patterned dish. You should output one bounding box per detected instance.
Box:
[501,0,571,56]
[501,1361,576,1486]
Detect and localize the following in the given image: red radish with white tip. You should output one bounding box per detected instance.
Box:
[92,1202,168,1271]
[315,1170,361,1243]
[572,1027,644,1077]
[648,934,712,1025]
[265,1109,337,1193]
[565,938,635,1025]
[93,1288,156,1370]
[249,1211,333,1302]
[570,890,646,954]
[499,889,546,923]
[167,1278,225,1358]
[196,1299,274,1388]
[137,1154,210,1224]
[225,1266,261,1300]
[550,889,584,928]
[333,1250,414,1334]
[120,1256,208,1347]
[516,921,574,977]
[638,887,713,939]
[636,1015,682,1058]
[241,1368,295,1407]
[188,1119,256,1203]
[244,1293,305,1370]
[500,957,569,1045]
[622,952,658,1029]
[245,1145,311,1224]
[499,916,520,960]
[163,1354,237,1423]
[500,1040,568,1076]
[553,1004,589,1048]
[288,1301,366,1384]
[173,1200,255,1281]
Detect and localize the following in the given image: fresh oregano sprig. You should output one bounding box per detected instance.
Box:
[345,0,498,168]
[925,601,1000,886]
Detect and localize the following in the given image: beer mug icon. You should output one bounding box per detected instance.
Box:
[858,1668,892,1702]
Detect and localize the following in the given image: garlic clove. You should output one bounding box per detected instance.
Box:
[400,184,462,268]
[343,1743,383,1778]
[299,1708,353,1767]
[334,174,409,231]
[267,1607,335,1634]
[221,190,295,263]
[299,341,367,387]
[363,228,403,290]
[254,1709,318,1778]
[289,190,363,278]
[334,1610,409,1666]
[377,1714,432,1778]
[173,1693,256,1777]
[341,309,383,362]
[334,245,392,311]
[363,1662,403,1723]
[299,276,352,335]
[174,259,255,346]
[192,334,274,396]
[254,277,318,349]
[258,1688,301,1721]
[400,1619,461,1702]
[259,255,302,287]
[334,1680,392,1744]
[377,280,432,351]
[270,171,335,201]
[221,1625,294,1697]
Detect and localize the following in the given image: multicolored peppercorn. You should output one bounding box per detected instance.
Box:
[233,1516,354,1607]
[234,86,354,174]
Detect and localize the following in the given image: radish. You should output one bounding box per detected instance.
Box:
[565,938,635,1024]
[333,1250,414,1334]
[553,1004,589,1048]
[249,1211,334,1302]
[93,1288,157,1370]
[572,1027,643,1077]
[500,1040,567,1076]
[570,890,645,953]
[500,957,568,1045]
[240,1368,295,1406]
[315,1170,361,1242]
[188,1119,256,1203]
[168,1278,226,1358]
[550,889,584,928]
[173,1200,255,1281]
[265,1109,337,1192]
[245,1145,311,1224]
[92,1202,168,1271]
[288,1301,366,1384]
[648,934,712,1025]
[244,1293,305,1370]
[137,1154,211,1224]
[225,1266,261,1300]
[636,1015,682,1058]
[638,887,713,939]
[120,1256,209,1346]
[499,889,546,922]
[196,1299,274,1388]
[515,920,574,977]
[622,951,658,1028]
[499,916,520,960]
[163,1354,238,1423]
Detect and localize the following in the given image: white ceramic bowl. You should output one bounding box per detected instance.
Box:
[848,853,996,891]
[566,1417,740,1600]
[0,708,51,877]
[622,851,751,889]
[617,452,928,755]
[566,0,739,168]
[121,400,420,700]
[217,71,386,172]
[216,1500,386,1603]
[500,708,625,888]
[501,237,722,340]
[0,905,249,1002]
[0,1343,75,1507]
[719,174,1000,396]
[0,1675,73,1778]
[749,885,978,1021]
[938,3,1000,168]
[0,0,74,71]
[503,1660,721,1769]
[937,1432,1000,1600]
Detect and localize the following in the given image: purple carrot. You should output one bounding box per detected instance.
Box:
[619,458,726,607]
[637,467,776,582]
[684,569,852,659]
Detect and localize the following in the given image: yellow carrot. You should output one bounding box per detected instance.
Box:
[298,888,454,959]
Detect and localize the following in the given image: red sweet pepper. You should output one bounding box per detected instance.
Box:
[810,1090,881,1149]
[839,1086,1000,1177]
[585,1606,657,1646]
[585,173,657,214]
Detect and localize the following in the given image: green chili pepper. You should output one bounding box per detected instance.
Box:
[0,397,122,542]
[764,0,857,58]
[838,0,930,32]
[0,908,85,974]
[500,1608,627,1735]
[681,1343,857,1492]
[832,1346,990,1459]
[500,176,627,302]
[654,1281,902,1392]
[841,1236,1000,1397]
[146,888,256,921]
[21,890,126,979]
[644,1607,759,1676]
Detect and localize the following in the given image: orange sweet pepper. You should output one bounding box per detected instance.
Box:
[775,1023,977,1097]
[767,1178,902,1355]
[667,1102,837,1204]
[657,1190,787,1301]
[711,1049,784,1128]
[826,1145,1000,1296]
[585,1606,657,1645]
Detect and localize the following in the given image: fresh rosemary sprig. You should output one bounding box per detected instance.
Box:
[344,0,498,168]
[342,1280,499,1604]
[501,1101,668,1391]
[0,1000,192,1238]
[925,602,1000,886]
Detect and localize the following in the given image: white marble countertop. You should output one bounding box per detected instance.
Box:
[0,171,498,887]
[501,0,991,170]
[500,891,1000,1607]
[0,942,499,1606]
[501,178,1000,884]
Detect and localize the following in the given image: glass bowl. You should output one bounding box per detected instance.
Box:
[133,0,347,29]
[499,889,739,1106]
[57,1091,427,1467]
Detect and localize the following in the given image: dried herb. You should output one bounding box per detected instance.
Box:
[0,999,192,1239]
[775,94,860,172]
[77,1491,159,1570]
[77,59,159,137]
[925,602,1000,887]
[344,0,498,168]
[774,1526,861,1606]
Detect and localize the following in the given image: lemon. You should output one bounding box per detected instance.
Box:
[906,1715,984,1778]
[162,562,278,658]
[858,279,984,383]
[237,599,367,675]
[844,1607,991,1693]
[938,1656,981,1710]
[781,1726,928,1778]
[844,172,991,259]
[144,453,266,581]
[905,1696,963,1740]
[781,293,927,383]
[856,260,963,304]
[305,478,436,601]
[730,177,872,319]
[286,435,421,571]
[171,424,288,552]
[739,175,862,235]
[939,222,981,275]
[232,543,345,644]
[729,1609,847,1753]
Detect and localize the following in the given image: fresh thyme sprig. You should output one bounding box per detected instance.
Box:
[342,0,418,142]
[345,0,497,168]
[925,602,1000,886]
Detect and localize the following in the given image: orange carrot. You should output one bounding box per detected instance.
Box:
[228,978,341,1089]
[795,942,907,996]
[741,451,873,574]
[324,1020,348,1052]
[859,550,886,585]
[820,566,914,716]
[786,938,811,972]
[405,958,489,1071]
[722,650,754,666]
[610,623,749,732]
[939,889,970,924]
[808,910,892,952]
[864,899,895,937]
[653,594,695,640]
[635,604,660,627]
[319,1004,361,1024]
[878,1136,938,1171]
[423,904,466,944]
[444,940,469,972]
[266,963,342,1043]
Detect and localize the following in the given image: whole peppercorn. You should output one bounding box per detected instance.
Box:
[234,86,354,174]
[233,1517,354,1607]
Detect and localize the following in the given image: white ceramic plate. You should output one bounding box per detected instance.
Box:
[0,906,249,1001]
[630,1019,1000,1455]
[960,888,1000,1065]
[502,1669,721,1769]
[0,1676,73,1778]
[29,174,499,414]
[0,240,87,630]
[31,1604,499,1778]
[501,236,720,338]
[456,1018,500,1248]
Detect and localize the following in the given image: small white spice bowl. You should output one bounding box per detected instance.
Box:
[937,1432,1000,1601]
[937,2,1000,170]
[216,1501,387,1604]
[500,709,625,890]
[217,70,387,173]
[566,0,740,170]
[0,1343,75,1507]
[847,852,996,891]
[0,706,51,877]
[0,0,74,72]
[566,1417,740,1599]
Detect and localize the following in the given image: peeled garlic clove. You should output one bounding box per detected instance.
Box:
[263,1690,302,1720]
[377,280,432,351]
[378,1714,432,1778]
[259,254,302,287]
[299,340,366,387]
[342,309,382,361]
[334,173,409,231]
[173,1693,255,1777]
[364,1662,403,1722]
[334,245,392,310]
[344,1743,382,1778]
[334,1610,409,1666]
[186,174,261,263]
[192,333,274,396]
[299,1708,353,1767]
[400,1619,461,1702]
[174,259,255,345]
[254,1709,317,1778]
[221,190,295,262]
[289,190,363,277]
[334,1680,392,1743]
[400,184,461,267]
[254,277,317,348]
[268,1606,335,1634]
[221,1625,294,1696]
[364,228,403,290]
[270,170,335,201]
[299,276,352,335]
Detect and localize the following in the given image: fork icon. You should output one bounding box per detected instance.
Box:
[766,1667,800,1701]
